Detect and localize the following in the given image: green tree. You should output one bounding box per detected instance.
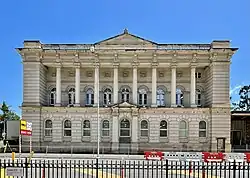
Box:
[231,85,250,111]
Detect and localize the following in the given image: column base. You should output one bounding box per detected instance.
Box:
[111,142,119,153]
[151,104,158,108]
[171,104,177,107]
[74,103,80,107]
[190,104,197,108]
[54,103,61,107]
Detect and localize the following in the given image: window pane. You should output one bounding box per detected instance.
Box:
[120,120,130,128]
[180,121,186,129]
[141,120,148,129]
[141,130,148,137]
[179,130,187,137]
[102,130,109,137]
[64,120,71,128]
[199,121,206,129]
[64,130,71,136]
[102,121,109,128]
[45,120,52,128]
[83,130,91,136]
[83,121,90,128]
[160,121,167,129]
[120,130,130,136]
[199,131,206,137]
[45,130,52,137]
[160,130,167,137]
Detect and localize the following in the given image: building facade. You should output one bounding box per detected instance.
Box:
[17,29,238,153]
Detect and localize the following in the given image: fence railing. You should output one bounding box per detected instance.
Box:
[0,158,250,178]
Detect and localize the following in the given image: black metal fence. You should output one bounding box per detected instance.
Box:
[0,158,250,178]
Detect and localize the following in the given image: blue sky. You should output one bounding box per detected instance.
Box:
[0,0,249,115]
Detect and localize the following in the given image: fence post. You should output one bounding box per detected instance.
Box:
[25,157,28,178]
[233,160,236,178]
[202,164,205,178]
[96,158,99,178]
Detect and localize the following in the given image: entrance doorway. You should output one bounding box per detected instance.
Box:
[119,119,131,154]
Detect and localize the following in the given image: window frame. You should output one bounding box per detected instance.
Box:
[199,121,207,138]
[44,119,53,137]
[176,88,184,106]
[101,120,110,137]
[121,88,130,102]
[82,120,91,137]
[140,120,149,137]
[120,119,130,137]
[157,88,165,106]
[103,88,112,106]
[179,120,188,138]
[196,89,202,106]
[68,88,75,105]
[138,89,147,106]
[86,89,94,105]
[50,88,56,106]
[63,120,72,137]
[160,120,168,137]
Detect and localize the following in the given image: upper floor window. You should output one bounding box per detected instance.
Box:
[179,120,188,138]
[102,120,110,137]
[138,88,147,106]
[63,120,71,137]
[199,121,207,138]
[68,88,75,105]
[83,120,91,136]
[196,89,202,106]
[50,88,56,106]
[157,89,165,106]
[176,88,184,106]
[44,119,52,137]
[195,72,202,79]
[160,120,168,137]
[86,89,94,105]
[121,88,130,102]
[140,120,149,137]
[103,88,112,106]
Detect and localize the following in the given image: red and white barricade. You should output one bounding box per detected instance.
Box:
[224,153,245,162]
[202,152,224,162]
[164,152,181,161]
[245,153,250,163]
[144,151,163,160]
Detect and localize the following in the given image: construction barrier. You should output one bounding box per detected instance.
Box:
[164,152,202,162]
[144,151,163,160]
[202,152,224,162]
[245,153,250,163]
[224,153,245,162]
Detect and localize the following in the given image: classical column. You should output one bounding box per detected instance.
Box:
[131,110,138,153]
[111,115,119,152]
[113,65,119,104]
[75,66,80,106]
[171,64,177,107]
[132,65,138,104]
[55,66,61,106]
[190,64,197,107]
[94,64,99,106]
[151,64,157,107]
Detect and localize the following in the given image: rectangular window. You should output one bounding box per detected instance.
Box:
[160,130,167,137]
[83,130,91,136]
[141,130,148,137]
[45,129,52,137]
[102,130,109,137]
[139,94,142,105]
[64,130,71,137]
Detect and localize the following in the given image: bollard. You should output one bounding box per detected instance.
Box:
[11,152,15,161]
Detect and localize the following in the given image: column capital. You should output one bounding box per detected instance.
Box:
[190,63,197,68]
[171,63,177,69]
[54,63,62,68]
[113,63,119,68]
[73,62,81,68]
[93,62,100,68]
[151,62,158,68]
[132,63,139,68]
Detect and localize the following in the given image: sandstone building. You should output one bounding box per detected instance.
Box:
[17,29,238,153]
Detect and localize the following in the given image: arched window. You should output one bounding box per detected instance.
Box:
[102,120,110,137]
[199,121,207,137]
[138,88,147,106]
[83,120,91,136]
[50,88,56,106]
[68,88,75,105]
[103,88,112,105]
[196,89,202,106]
[160,120,168,137]
[86,89,94,105]
[44,119,52,137]
[179,120,188,138]
[121,88,130,102]
[63,120,71,137]
[140,120,148,137]
[120,119,130,137]
[157,89,165,106]
[176,88,184,106]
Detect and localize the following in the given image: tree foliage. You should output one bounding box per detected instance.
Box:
[231,85,250,111]
[0,101,20,121]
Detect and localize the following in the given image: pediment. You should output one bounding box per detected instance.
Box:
[95,29,157,46]
[112,102,137,108]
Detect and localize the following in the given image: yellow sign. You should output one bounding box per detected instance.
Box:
[20,120,27,131]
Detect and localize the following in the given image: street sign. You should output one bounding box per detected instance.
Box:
[20,120,32,136]
[6,167,23,176]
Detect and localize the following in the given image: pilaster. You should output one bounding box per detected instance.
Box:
[171,63,177,107]
[151,60,158,107]
[132,61,138,105]
[190,63,197,107]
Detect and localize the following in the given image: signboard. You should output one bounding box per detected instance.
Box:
[20,120,32,136]
[6,167,23,176]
